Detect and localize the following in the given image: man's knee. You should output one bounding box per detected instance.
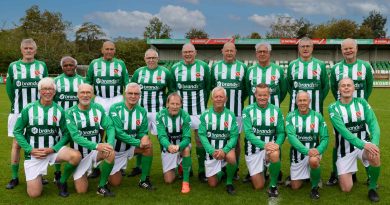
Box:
[268,150,280,163]
[309,157,320,169]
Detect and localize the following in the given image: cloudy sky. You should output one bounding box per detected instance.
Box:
[1,0,389,39]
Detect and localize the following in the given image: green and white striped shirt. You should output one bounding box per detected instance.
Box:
[211,60,247,116]
[86,57,129,98]
[287,57,329,113]
[171,60,211,115]
[198,107,239,160]
[54,73,84,110]
[109,102,147,152]
[245,63,287,107]
[286,109,329,163]
[242,103,285,156]
[131,66,175,113]
[328,98,380,158]
[6,60,48,114]
[13,101,68,159]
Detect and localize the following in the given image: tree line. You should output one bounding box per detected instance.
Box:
[0,5,387,73]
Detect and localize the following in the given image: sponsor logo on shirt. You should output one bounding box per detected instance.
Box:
[141,85,160,91]
[177,83,200,91]
[59,94,78,101]
[207,132,228,140]
[252,128,275,136]
[297,135,315,142]
[79,129,99,137]
[347,124,365,133]
[293,81,320,90]
[95,78,119,85]
[216,81,240,89]
[31,127,56,135]
[15,80,38,88]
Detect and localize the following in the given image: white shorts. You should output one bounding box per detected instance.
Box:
[161,152,181,173]
[8,113,20,137]
[205,158,227,177]
[24,152,59,181]
[95,95,123,114]
[110,147,135,175]
[190,115,200,129]
[337,149,369,175]
[147,112,157,135]
[73,150,99,180]
[290,156,310,180]
[245,150,267,176]
[236,116,243,133]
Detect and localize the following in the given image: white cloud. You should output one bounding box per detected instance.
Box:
[348,2,389,14]
[182,0,199,4]
[87,10,153,30]
[229,14,241,21]
[248,14,283,27]
[157,5,206,31]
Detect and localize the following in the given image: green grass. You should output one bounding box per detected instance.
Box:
[0,84,389,205]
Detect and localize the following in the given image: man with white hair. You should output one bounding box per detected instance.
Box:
[108,83,155,190]
[6,38,48,189]
[286,91,329,199]
[327,38,374,186]
[65,83,116,197]
[130,49,175,177]
[13,77,81,198]
[198,86,239,195]
[171,43,211,182]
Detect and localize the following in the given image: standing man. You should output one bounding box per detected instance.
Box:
[327,38,374,186]
[86,41,129,113]
[171,43,211,182]
[328,78,380,202]
[157,92,192,193]
[130,49,175,177]
[286,91,329,199]
[53,56,84,182]
[13,77,81,198]
[287,37,329,114]
[211,42,247,179]
[245,43,287,107]
[65,83,116,197]
[108,83,155,190]
[242,83,285,198]
[6,38,48,189]
[198,87,239,195]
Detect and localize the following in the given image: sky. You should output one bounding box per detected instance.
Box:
[0,0,389,39]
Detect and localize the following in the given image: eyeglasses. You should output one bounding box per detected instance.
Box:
[256,50,269,54]
[127,92,140,96]
[63,64,75,67]
[40,87,55,92]
[145,57,158,60]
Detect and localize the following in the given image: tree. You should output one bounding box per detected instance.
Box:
[247,32,261,39]
[362,10,387,38]
[266,16,305,38]
[143,17,171,39]
[185,28,208,39]
[312,19,358,39]
[74,22,107,65]
[295,18,313,38]
[115,39,148,74]
[18,5,72,73]
[232,34,241,39]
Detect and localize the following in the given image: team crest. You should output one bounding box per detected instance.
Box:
[196,73,201,78]
[156,76,162,81]
[270,116,275,123]
[356,111,361,118]
[224,121,229,128]
[312,70,318,76]
[357,71,362,77]
[310,123,315,129]
[114,69,119,74]
[271,76,276,81]
[94,116,99,122]
[34,70,41,75]
[235,72,240,77]
[136,119,141,126]
[53,116,58,122]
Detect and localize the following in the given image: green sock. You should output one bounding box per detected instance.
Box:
[11,164,19,179]
[310,166,321,188]
[140,155,153,181]
[196,147,206,173]
[55,163,62,172]
[182,156,192,182]
[136,154,142,168]
[217,171,224,181]
[60,163,77,184]
[368,166,380,190]
[226,163,237,185]
[332,148,338,175]
[365,166,371,180]
[99,160,114,187]
[269,161,281,187]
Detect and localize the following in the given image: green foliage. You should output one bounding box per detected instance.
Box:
[247,32,261,39]
[312,19,359,39]
[185,28,209,39]
[143,17,172,39]
[115,39,148,75]
[362,10,387,38]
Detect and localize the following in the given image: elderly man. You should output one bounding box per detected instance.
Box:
[6,38,49,189]
[287,37,329,114]
[328,78,381,202]
[13,77,81,198]
[53,56,84,182]
[171,43,211,182]
[130,49,175,177]
[242,83,285,198]
[211,42,247,179]
[108,83,154,190]
[65,83,116,197]
[198,86,238,195]
[286,91,329,199]
[245,43,287,107]
[327,38,374,186]
[156,92,192,193]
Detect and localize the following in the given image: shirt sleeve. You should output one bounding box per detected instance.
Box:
[365,63,374,100]
[275,109,286,146]
[329,67,338,100]
[13,108,33,153]
[279,67,287,103]
[362,99,380,146]
[316,114,329,154]
[179,112,191,151]
[156,111,171,149]
[85,62,94,85]
[320,62,330,100]
[6,64,14,102]
[286,63,293,96]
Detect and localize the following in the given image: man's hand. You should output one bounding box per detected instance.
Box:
[308,148,320,158]
[168,145,179,153]
[364,143,380,157]
[30,148,51,159]
[96,143,114,152]
[265,142,279,154]
[212,149,225,160]
[140,136,151,149]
